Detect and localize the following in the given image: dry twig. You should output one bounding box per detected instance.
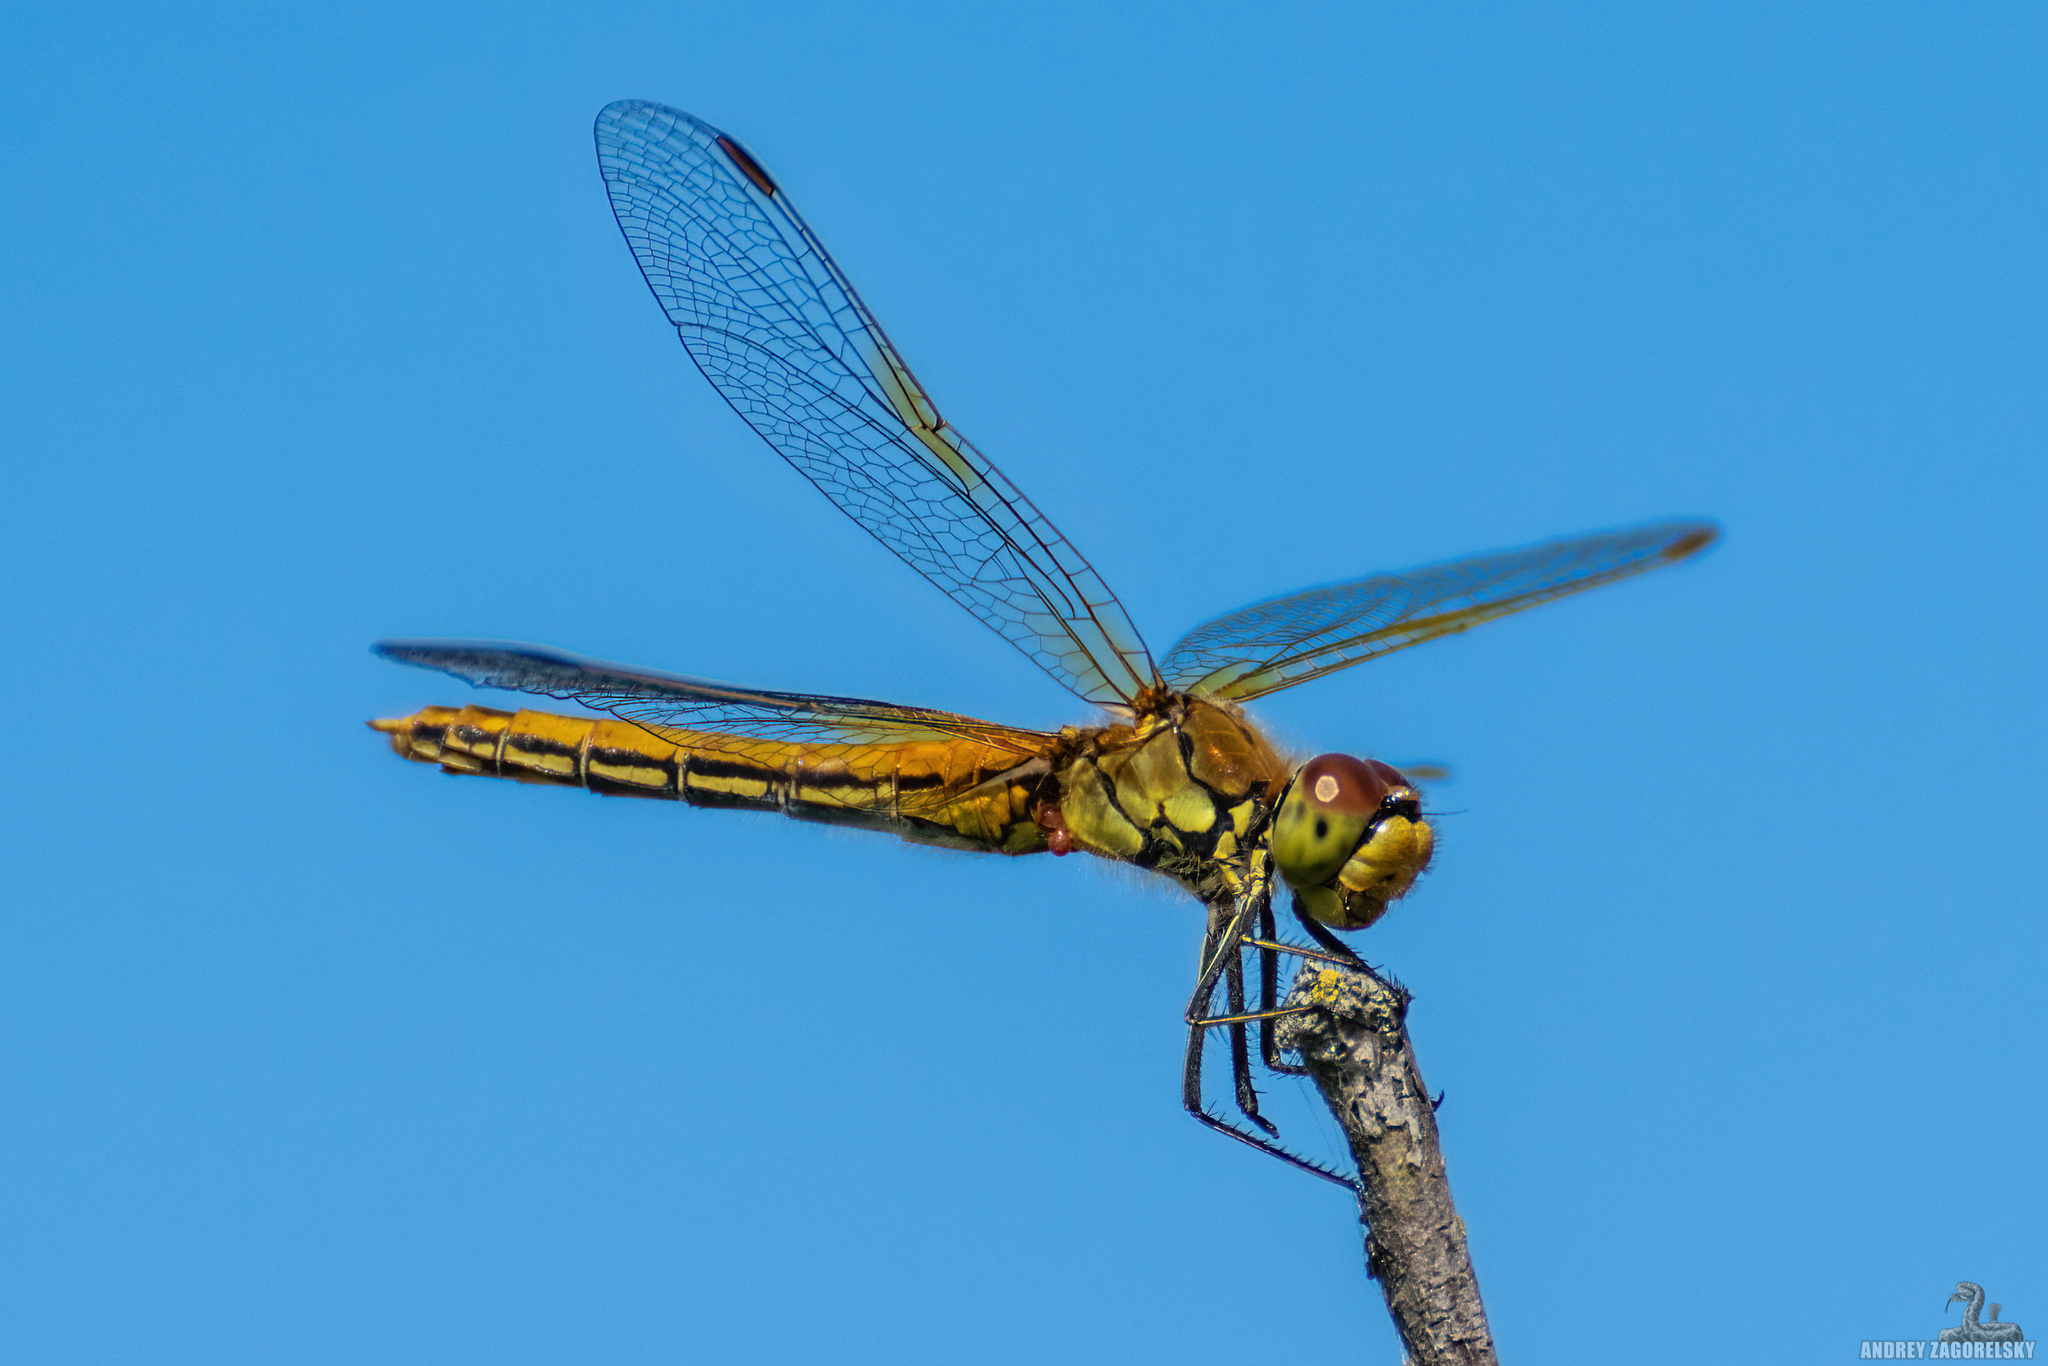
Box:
[1275,964,1497,1365]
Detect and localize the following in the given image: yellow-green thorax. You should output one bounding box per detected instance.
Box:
[1048,691,1434,930]
[1049,692,1291,906]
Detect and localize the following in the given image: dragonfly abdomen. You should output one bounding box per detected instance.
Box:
[373,704,683,795]
[370,704,1049,853]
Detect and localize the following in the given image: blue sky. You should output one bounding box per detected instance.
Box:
[3,2,2042,1361]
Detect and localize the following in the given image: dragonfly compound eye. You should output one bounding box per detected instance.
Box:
[1273,754,1434,928]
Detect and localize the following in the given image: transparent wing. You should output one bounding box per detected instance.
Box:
[594,100,1157,706]
[1160,521,1718,702]
[374,640,1053,756]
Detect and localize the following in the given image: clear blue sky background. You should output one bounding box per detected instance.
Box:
[3,2,2042,1362]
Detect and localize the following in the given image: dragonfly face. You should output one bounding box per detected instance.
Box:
[1271,755,1434,929]
[370,99,1717,1190]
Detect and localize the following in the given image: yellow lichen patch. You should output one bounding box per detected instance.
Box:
[1060,762,1144,857]
[1303,968,1350,1008]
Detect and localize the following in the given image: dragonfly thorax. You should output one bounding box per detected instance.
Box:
[1042,696,1431,927]
[1047,693,1290,904]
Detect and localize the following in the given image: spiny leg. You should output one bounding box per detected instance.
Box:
[1182,1011,1354,1190]
[1258,898,1310,1077]
[1186,893,1308,1029]
[1292,893,1369,969]
[1181,887,1354,1190]
[1223,948,1274,1134]
[1189,897,1272,1131]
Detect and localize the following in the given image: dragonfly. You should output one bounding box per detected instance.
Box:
[371,99,1717,1189]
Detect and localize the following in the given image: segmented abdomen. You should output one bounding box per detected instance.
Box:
[371,704,1048,853]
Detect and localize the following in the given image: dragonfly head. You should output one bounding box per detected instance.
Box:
[1270,754,1433,930]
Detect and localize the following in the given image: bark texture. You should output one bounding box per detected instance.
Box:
[1275,964,1496,1366]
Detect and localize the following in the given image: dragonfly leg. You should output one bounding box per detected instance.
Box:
[1238,937,1354,966]
[1257,899,1311,1077]
[1186,896,1296,1027]
[1223,950,1274,1134]
[1181,890,1354,1190]
[1182,1015,1356,1191]
[1291,894,1369,970]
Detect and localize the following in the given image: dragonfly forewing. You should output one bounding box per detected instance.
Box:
[594,100,1157,705]
[374,641,1048,751]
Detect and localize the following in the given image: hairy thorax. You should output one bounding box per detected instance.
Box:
[1047,691,1291,905]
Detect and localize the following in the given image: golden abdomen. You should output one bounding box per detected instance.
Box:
[370,704,1049,853]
